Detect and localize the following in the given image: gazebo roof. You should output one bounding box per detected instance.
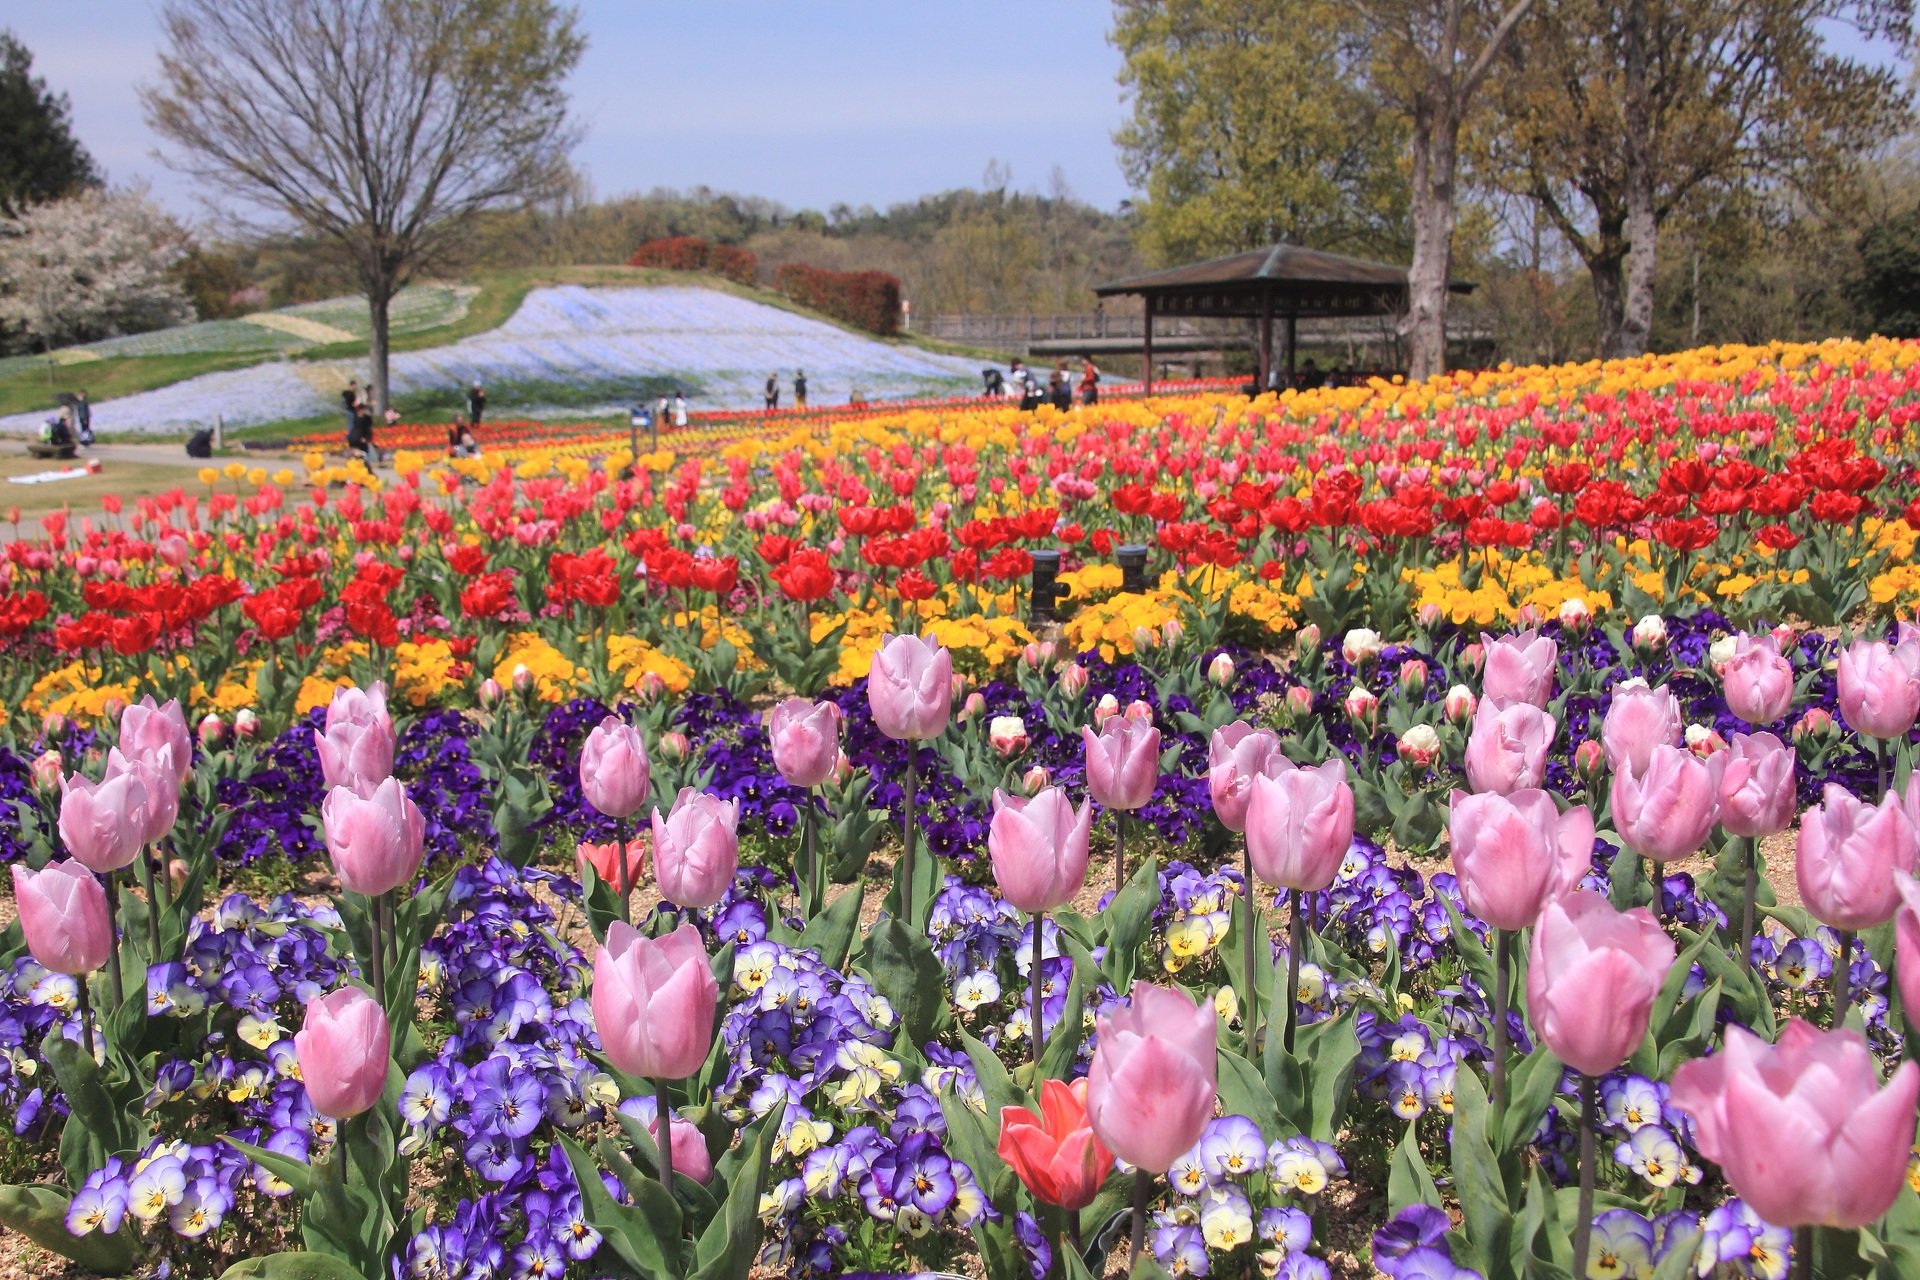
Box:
[1094,243,1473,319]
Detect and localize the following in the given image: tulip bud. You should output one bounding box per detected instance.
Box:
[1685,723,1728,757]
[1397,658,1428,698]
[197,713,225,748]
[1131,625,1158,654]
[1397,724,1442,769]
[1417,603,1443,630]
[1059,663,1089,698]
[1124,699,1155,723]
[959,691,987,723]
[831,750,854,787]
[1558,597,1591,633]
[1515,603,1542,629]
[40,711,68,738]
[1341,628,1382,667]
[1632,614,1668,654]
[168,858,190,893]
[1344,686,1379,733]
[234,709,259,741]
[1285,685,1315,723]
[636,670,669,703]
[30,750,62,795]
[1093,693,1121,726]
[101,696,128,726]
[510,664,533,694]
[1771,623,1798,653]
[1575,738,1607,781]
[1161,619,1184,649]
[1022,765,1051,796]
[1207,653,1236,689]
[951,672,971,703]
[1458,642,1485,678]
[657,731,691,761]
[1444,683,1477,726]
[478,677,505,706]
[1708,635,1739,675]
[990,715,1031,759]
[1294,624,1321,657]
[1793,706,1837,744]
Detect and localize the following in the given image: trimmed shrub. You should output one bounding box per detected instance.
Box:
[773,263,902,336]
[626,237,757,286]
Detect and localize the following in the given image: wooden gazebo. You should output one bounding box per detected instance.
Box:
[1093,244,1475,391]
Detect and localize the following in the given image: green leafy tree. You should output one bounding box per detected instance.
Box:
[1111,0,1409,265]
[0,30,100,217]
[1852,206,1920,339]
[142,0,587,414]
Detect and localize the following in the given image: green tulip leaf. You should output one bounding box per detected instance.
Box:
[0,1184,138,1274]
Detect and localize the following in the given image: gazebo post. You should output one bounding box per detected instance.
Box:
[1285,312,1298,383]
[1258,289,1273,392]
[1142,295,1154,395]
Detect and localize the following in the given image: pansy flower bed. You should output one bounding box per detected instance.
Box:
[3,338,1920,1280]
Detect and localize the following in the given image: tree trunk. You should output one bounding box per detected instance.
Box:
[367,280,394,416]
[1401,105,1457,381]
[1590,249,1630,357]
[1618,0,1656,356]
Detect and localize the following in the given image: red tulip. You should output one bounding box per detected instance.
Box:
[997,1078,1114,1210]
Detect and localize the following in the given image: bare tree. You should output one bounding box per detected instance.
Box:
[142,0,585,412]
[1347,0,1535,378]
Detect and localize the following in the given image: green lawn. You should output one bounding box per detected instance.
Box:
[0,351,272,421]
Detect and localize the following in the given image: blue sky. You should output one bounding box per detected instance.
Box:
[6,3,1909,224]
[7,0,1138,218]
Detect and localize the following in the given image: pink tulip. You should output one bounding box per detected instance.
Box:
[320,777,426,898]
[1612,743,1723,862]
[294,986,391,1119]
[1601,680,1682,778]
[104,747,178,844]
[326,682,393,737]
[1526,890,1674,1076]
[768,698,840,788]
[1716,731,1796,839]
[1837,637,1920,741]
[1244,758,1353,891]
[651,788,739,909]
[1448,789,1593,931]
[1082,716,1161,812]
[1796,783,1919,931]
[1894,872,1920,1029]
[57,768,149,874]
[1670,1020,1920,1228]
[988,787,1092,913]
[118,696,190,789]
[1207,721,1289,834]
[592,921,718,1079]
[579,716,651,820]
[631,1104,714,1184]
[1481,629,1557,708]
[315,695,396,796]
[1084,983,1218,1173]
[1463,699,1554,795]
[11,860,112,975]
[1721,633,1795,725]
[867,634,953,741]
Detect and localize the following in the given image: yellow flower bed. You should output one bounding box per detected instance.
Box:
[25,661,138,722]
[606,637,695,693]
[491,634,587,703]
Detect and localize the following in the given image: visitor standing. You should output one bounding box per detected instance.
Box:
[467,382,487,425]
[1048,361,1072,411]
[1079,359,1100,406]
[794,369,808,408]
[342,380,361,436]
[354,400,377,467]
[765,372,780,411]
[674,392,688,428]
[74,390,93,445]
[384,404,400,432]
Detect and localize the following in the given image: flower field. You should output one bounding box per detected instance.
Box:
[5,336,1920,1280]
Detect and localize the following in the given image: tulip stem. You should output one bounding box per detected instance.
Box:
[1571,1073,1597,1280]
[135,843,161,958]
[615,817,631,925]
[1284,889,1303,1055]
[1793,1226,1812,1280]
[75,976,97,1061]
[1490,927,1508,1120]
[1031,909,1046,1068]
[1128,1168,1150,1270]
[804,789,821,918]
[1740,836,1757,978]
[1115,812,1127,890]
[653,1077,675,1191]
[901,745,917,926]
[367,895,385,1006]
[1242,840,1259,1053]
[104,871,125,1016]
[1835,930,1855,1029]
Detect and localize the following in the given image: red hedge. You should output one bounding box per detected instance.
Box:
[773,263,902,336]
[627,237,757,285]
